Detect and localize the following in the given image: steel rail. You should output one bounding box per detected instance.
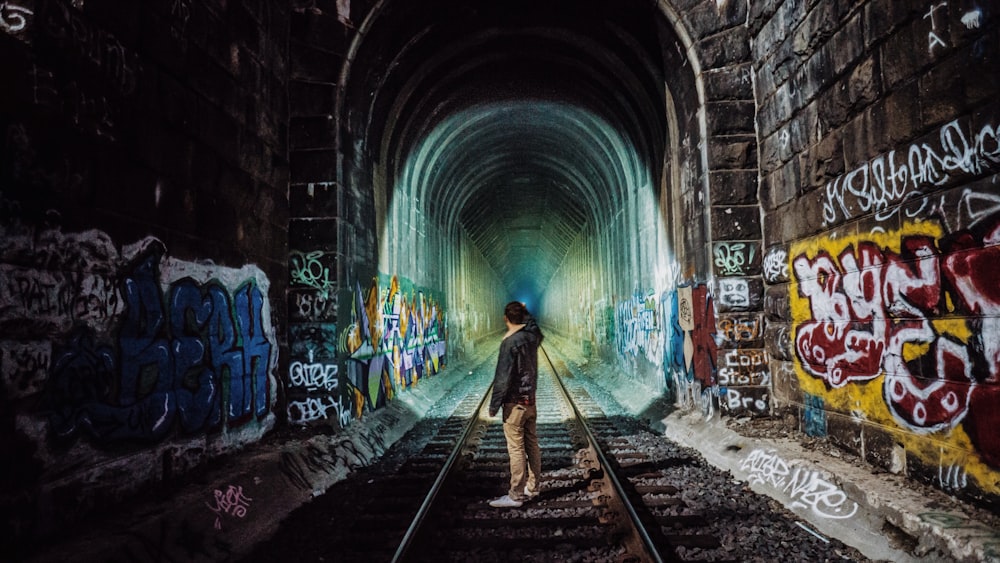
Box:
[540,345,666,563]
[390,384,492,563]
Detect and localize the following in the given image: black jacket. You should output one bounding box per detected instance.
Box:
[489,316,544,416]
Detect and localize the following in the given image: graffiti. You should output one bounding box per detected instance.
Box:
[289,361,338,392]
[1,266,121,330]
[290,250,336,295]
[804,393,827,437]
[920,513,1000,557]
[924,2,948,53]
[713,242,758,276]
[615,289,662,367]
[0,2,32,34]
[0,340,50,400]
[722,387,768,415]
[741,449,859,519]
[667,284,717,392]
[716,315,763,346]
[961,9,982,29]
[940,464,968,492]
[43,242,274,442]
[763,247,789,283]
[288,395,343,425]
[792,213,1000,469]
[279,431,387,491]
[717,278,750,310]
[718,349,769,386]
[821,118,1000,226]
[206,484,252,531]
[0,228,123,333]
[329,275,447,424]
[291,290,337,322]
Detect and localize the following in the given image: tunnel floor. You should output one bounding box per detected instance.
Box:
[21,340,1000,563]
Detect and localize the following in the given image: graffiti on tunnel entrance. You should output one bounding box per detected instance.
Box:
[286,274,448,426]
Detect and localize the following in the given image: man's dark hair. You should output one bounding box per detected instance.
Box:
[504,301,528,324]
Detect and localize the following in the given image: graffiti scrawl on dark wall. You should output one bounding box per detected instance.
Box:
[42,241,275,442]
[0,228,277,447]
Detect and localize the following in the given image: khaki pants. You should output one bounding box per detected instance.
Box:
[502,402,541,501]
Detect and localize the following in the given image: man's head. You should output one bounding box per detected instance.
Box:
[504,301,528,325]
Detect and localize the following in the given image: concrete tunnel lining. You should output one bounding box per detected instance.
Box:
[337,0,694,306]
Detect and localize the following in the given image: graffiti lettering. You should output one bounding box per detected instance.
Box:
[713,242,758,276]
[763,247,789,283]
[741,449,859,519]
[206,484,252,530]
[290,250,335,294]
[716,315,762,345]
[718,349,769,386]
[332,276,447,423]
[287,395,340,425]
[723,387,768,414]
[46,247,274,442]
[615,290,662,367]
[793,213,1000,467]
[924,2,948,53]
[291,290,337,322]
[289,361,338,392]
[822,119,1000,226]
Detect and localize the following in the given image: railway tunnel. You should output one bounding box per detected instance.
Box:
[2,0,1000,561]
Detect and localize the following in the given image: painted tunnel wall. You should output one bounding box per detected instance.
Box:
[751,0,1000,504]
[287,0,512,433]
[0,0,289,547]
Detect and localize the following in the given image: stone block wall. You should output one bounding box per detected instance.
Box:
[751,0,1000,504]
[0,0,289,550]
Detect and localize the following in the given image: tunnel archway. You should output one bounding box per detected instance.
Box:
[336,0,715,363]
[296,0,759,422]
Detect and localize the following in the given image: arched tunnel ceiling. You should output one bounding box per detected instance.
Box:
[348,0,670,300]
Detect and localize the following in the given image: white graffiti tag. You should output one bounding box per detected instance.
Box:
[0,2,32,33]
[822,119,1000,226]
[741,449,859,519]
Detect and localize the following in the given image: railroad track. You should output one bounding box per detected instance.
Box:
[396,346,663,562]
[244,344,868,563]
[329,344,730,562]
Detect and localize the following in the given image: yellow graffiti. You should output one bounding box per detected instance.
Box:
[789,220,998,494]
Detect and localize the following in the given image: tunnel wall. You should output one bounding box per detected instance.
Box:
[751,1,1000,504]
[544,0,761,417]
[448,229,509,357]
[288,0,508,431]
[0,0,289,549]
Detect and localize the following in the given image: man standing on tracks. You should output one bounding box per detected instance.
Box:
[488,301,544,508]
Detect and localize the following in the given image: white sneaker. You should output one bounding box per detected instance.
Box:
[523,486,539,499]
[488,495,523,508]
